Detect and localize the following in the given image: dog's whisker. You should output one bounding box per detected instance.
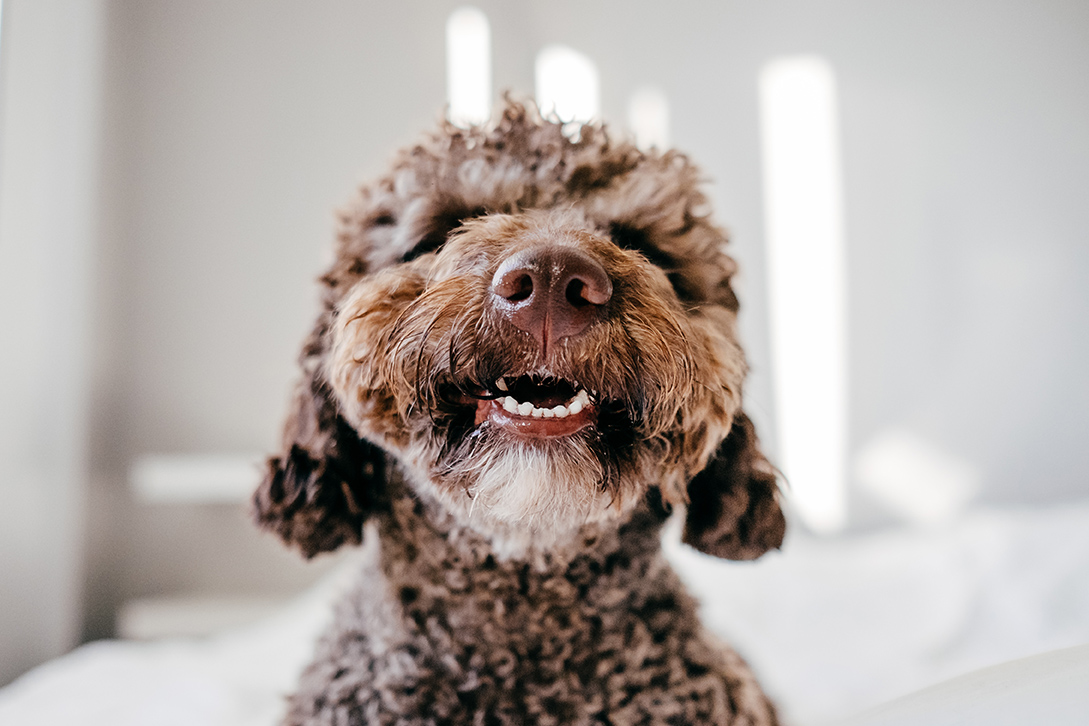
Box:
[467,486,478,522]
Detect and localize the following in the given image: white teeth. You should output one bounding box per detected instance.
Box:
[495,386,591,419]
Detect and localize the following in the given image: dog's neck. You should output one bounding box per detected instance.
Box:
[373,473,671,584]
[343,486,685,657]
[390,460,651,564]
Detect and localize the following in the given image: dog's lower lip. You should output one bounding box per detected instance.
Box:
[476,398,595,438]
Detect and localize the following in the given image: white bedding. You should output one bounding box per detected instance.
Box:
[0,575,340,726]
[3,500,1088,725]
[665,500,1089,722]
[838,643,1089,726]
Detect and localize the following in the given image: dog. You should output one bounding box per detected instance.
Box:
[253,100,786,725]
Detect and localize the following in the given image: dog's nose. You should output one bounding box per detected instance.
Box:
[490,245,612,352]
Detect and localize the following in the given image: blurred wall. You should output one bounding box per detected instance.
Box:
[1,0,1087,684]
[0,0,105,687]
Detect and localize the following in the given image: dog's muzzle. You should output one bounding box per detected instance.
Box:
[473,243,612,438]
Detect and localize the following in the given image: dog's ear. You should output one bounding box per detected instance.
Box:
[682,412,786,560]
[252,322,387,559]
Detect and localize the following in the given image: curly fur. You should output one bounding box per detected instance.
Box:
[254,100,786,725]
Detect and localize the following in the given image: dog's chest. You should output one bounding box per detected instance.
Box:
[286,514,766,725]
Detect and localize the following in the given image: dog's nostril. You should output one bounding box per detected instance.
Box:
[564,272,611,308]
[493,270,534,303]
[566,279,587,308]
[566,279,594,308]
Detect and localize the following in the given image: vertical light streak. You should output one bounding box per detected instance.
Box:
[758,56,849,533]
[446,7,492,126]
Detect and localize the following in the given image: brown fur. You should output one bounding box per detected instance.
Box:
[254,100,785,724]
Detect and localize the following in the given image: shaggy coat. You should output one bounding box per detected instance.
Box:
[254,101,785,725]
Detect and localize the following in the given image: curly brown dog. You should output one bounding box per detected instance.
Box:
[253,100,786,725]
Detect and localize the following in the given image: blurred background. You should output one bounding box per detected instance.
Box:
[1,0,1087,722]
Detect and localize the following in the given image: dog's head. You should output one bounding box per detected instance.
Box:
[253,101,784,559]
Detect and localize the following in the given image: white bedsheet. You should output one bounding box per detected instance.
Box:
[2,500,1088,725]
[0,571,351,726]
[838,643,1089,726]
[666,500,1089,723]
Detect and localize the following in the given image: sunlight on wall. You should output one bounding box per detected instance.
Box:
[535,45,600,126]
[758,56,848,534]
[445,7,491,126]
[627,86,670,150]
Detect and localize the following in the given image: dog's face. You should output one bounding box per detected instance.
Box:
[254,102,785,559]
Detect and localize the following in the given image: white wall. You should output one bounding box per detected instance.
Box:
[0,0,106,686]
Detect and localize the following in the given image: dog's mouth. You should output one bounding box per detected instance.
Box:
[473,374,596,438]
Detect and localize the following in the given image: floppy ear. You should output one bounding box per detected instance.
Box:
[252,319,387,559]
[682,412,786,560]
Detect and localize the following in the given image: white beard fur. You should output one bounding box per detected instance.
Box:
[409,435,639,561]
